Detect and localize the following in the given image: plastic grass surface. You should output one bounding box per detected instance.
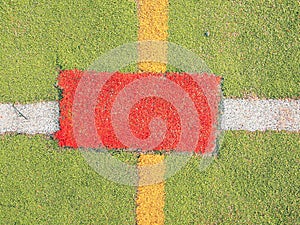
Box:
[0,0,299,103]
[1,0,299,224]
[164,131,300,224]
[0,135,137,224]
[0,0,138,103]
[168,0,299,98]
[1,132,299,224]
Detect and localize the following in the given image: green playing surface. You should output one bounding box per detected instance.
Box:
[0,0,299,103]
[0,1,299,224]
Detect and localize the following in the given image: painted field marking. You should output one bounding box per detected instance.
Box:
[136,0,169,224]
[138,0,168,73]
[1,99,299,134]
[136,154,165,225]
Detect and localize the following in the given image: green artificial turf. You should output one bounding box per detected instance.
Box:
[1,0,299,103]
[164,131,300,224]
[0,1,299,224]
[168,0,300,98]
[1,132,299,224]
[0,135,136,224]
[0,0,138,103]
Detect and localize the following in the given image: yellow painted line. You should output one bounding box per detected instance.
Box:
[136,0,169,224]
[136,154,165,225]
[137,0,168,72]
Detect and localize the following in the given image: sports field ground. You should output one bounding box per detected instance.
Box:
[0,1,299,224]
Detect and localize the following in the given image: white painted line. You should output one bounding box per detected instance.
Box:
[0,99,299,134]
[221,99,300,132]
[0,102,59,134]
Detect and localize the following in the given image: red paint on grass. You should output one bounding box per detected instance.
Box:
[54,70,221,154]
